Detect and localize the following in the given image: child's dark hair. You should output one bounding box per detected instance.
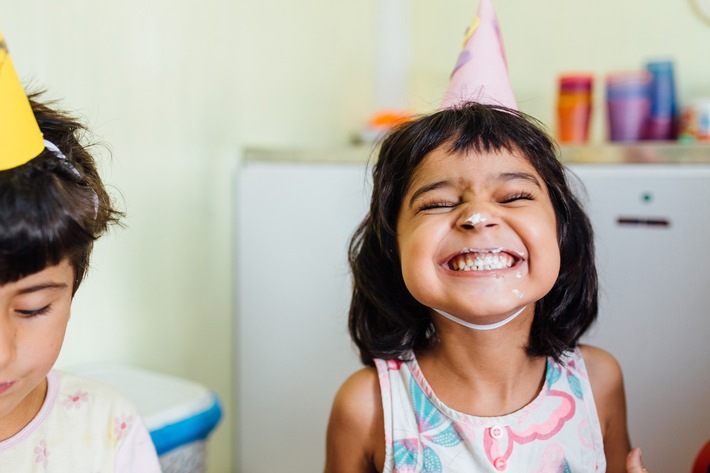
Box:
[348,102,597,365]
[0,93,122,292]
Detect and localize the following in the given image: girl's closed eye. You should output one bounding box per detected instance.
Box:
[417,200,460,213]
[16,304,53,318]
[499,192,535,204]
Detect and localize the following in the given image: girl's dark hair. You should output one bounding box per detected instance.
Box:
[349,102,597,365]
[0,93,122,292]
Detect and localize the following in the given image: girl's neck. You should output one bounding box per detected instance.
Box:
[0,377,48,441]
[416,310,546,417]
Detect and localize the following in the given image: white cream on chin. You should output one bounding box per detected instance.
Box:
[432,305,527,331]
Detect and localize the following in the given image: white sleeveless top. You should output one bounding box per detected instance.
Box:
[374,348,606,472]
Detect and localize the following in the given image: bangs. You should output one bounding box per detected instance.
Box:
[0,154,96,285]
[444,104,553,157]
[380,103,556,181]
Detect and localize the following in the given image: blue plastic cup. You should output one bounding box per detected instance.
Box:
[644,60,678,140]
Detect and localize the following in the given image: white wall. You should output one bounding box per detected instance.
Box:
[1,3,241,471]
[1,1,708,471]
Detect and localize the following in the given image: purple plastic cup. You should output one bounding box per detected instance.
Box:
[606,71,652,142]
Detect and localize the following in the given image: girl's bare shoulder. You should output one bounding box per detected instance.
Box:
[578,344,625,392]
[325,367,384,473]
[336,367,381,406]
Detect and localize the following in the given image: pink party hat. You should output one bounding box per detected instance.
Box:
[440,0,517,110]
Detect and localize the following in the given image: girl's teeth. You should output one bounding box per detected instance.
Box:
[449,253,514,271]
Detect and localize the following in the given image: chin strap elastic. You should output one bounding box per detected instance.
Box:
[433,305,527,331]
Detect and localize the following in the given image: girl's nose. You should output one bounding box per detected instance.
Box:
[458,210,498,230]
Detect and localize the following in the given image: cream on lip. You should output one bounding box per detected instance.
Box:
[456,247,525,258]
[460,247,503,254]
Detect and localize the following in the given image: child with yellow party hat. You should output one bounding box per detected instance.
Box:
[0,33,161,471]
[325,1,649,471]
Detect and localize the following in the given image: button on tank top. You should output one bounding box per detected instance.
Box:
[374,348,606,472]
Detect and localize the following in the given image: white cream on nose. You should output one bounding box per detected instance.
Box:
[465,212,488,226]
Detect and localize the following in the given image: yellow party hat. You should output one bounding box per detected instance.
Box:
[0,33,44,171]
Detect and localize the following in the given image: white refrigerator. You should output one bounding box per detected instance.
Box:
[234,148,710,472]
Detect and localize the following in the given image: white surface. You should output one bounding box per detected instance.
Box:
[234,161,366,472]
[571,164,710,473]
[235,158,710,472]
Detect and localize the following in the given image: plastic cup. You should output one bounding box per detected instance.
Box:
[557,74,593,143]
[606,71,652,142]
[644,60,678,140]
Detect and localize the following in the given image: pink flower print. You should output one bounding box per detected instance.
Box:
[509,390,575,444]
[34,439,49,468]
[114,414,133,442]
[62,390,88,409]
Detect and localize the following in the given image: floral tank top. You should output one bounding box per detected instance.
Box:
[374,348,606,472]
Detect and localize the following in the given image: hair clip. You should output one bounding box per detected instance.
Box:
[44,140,80,177]
[44,139,99,217]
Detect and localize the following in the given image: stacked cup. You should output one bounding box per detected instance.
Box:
[606,71,652,142]
[644,60,678,140]
[556,74,594,144]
